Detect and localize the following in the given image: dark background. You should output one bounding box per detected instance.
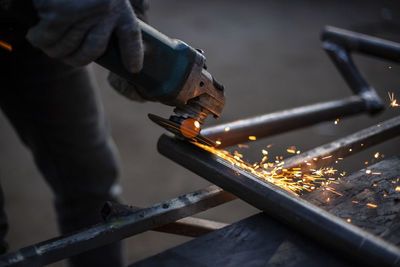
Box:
[0,1,399,266]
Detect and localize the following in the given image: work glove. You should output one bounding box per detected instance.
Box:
[108,0,149,102]
[26,0,144,73]
[108,72,148,102]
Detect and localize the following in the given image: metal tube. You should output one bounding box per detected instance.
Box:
[283,116,400,171]
[322,26,400,62]
[157,132,400,266]
[202,96,366,148]
[0,186,235,266]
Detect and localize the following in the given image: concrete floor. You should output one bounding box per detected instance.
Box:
[0,1,399,266]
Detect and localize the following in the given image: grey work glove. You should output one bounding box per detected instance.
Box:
[26,0,143,73]
[107,0,149,102]
[129,0,149,22]
[108,72,147,102]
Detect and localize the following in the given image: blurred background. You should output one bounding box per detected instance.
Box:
[0,0,399,266]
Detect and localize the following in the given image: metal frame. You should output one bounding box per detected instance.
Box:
[1,26,399,266]
[202,26,396,147]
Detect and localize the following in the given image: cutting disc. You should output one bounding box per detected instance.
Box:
[148,113,217,147]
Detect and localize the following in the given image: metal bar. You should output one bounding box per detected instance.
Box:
[0,186,235,267]
[283,116,400,171]
[202,96,366,148]
[101,201,228,237]
[322,26,400,62]
[157,129,400,266]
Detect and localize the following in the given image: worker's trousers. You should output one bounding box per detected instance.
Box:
[0,42,123,267]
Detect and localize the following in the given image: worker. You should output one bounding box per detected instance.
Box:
[0,0,148,266]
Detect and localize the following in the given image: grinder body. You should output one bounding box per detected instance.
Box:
[97,20,225,124]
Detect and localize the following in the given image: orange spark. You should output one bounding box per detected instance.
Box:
[0,40,12,52]
[366,203,377,208]
[195,143,339,195]
[388,92,399,107]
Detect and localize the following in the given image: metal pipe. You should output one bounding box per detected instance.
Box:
[202,96,366,148]
[158,134,400,267]
[0,186,235,266]
[283,116,400,171]
[322,26,400,62]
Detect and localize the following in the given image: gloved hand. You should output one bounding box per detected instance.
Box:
[26,0,143,73]
[108,0,149,102]
[129,0,149,22]
[108,72,147,102]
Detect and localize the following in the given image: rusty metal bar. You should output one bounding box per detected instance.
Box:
[157,132,400,267]
[202,96,366,148]
[0,186,235,267]
[283,115,400,171]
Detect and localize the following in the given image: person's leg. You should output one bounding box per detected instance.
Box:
[0,44,123,267]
